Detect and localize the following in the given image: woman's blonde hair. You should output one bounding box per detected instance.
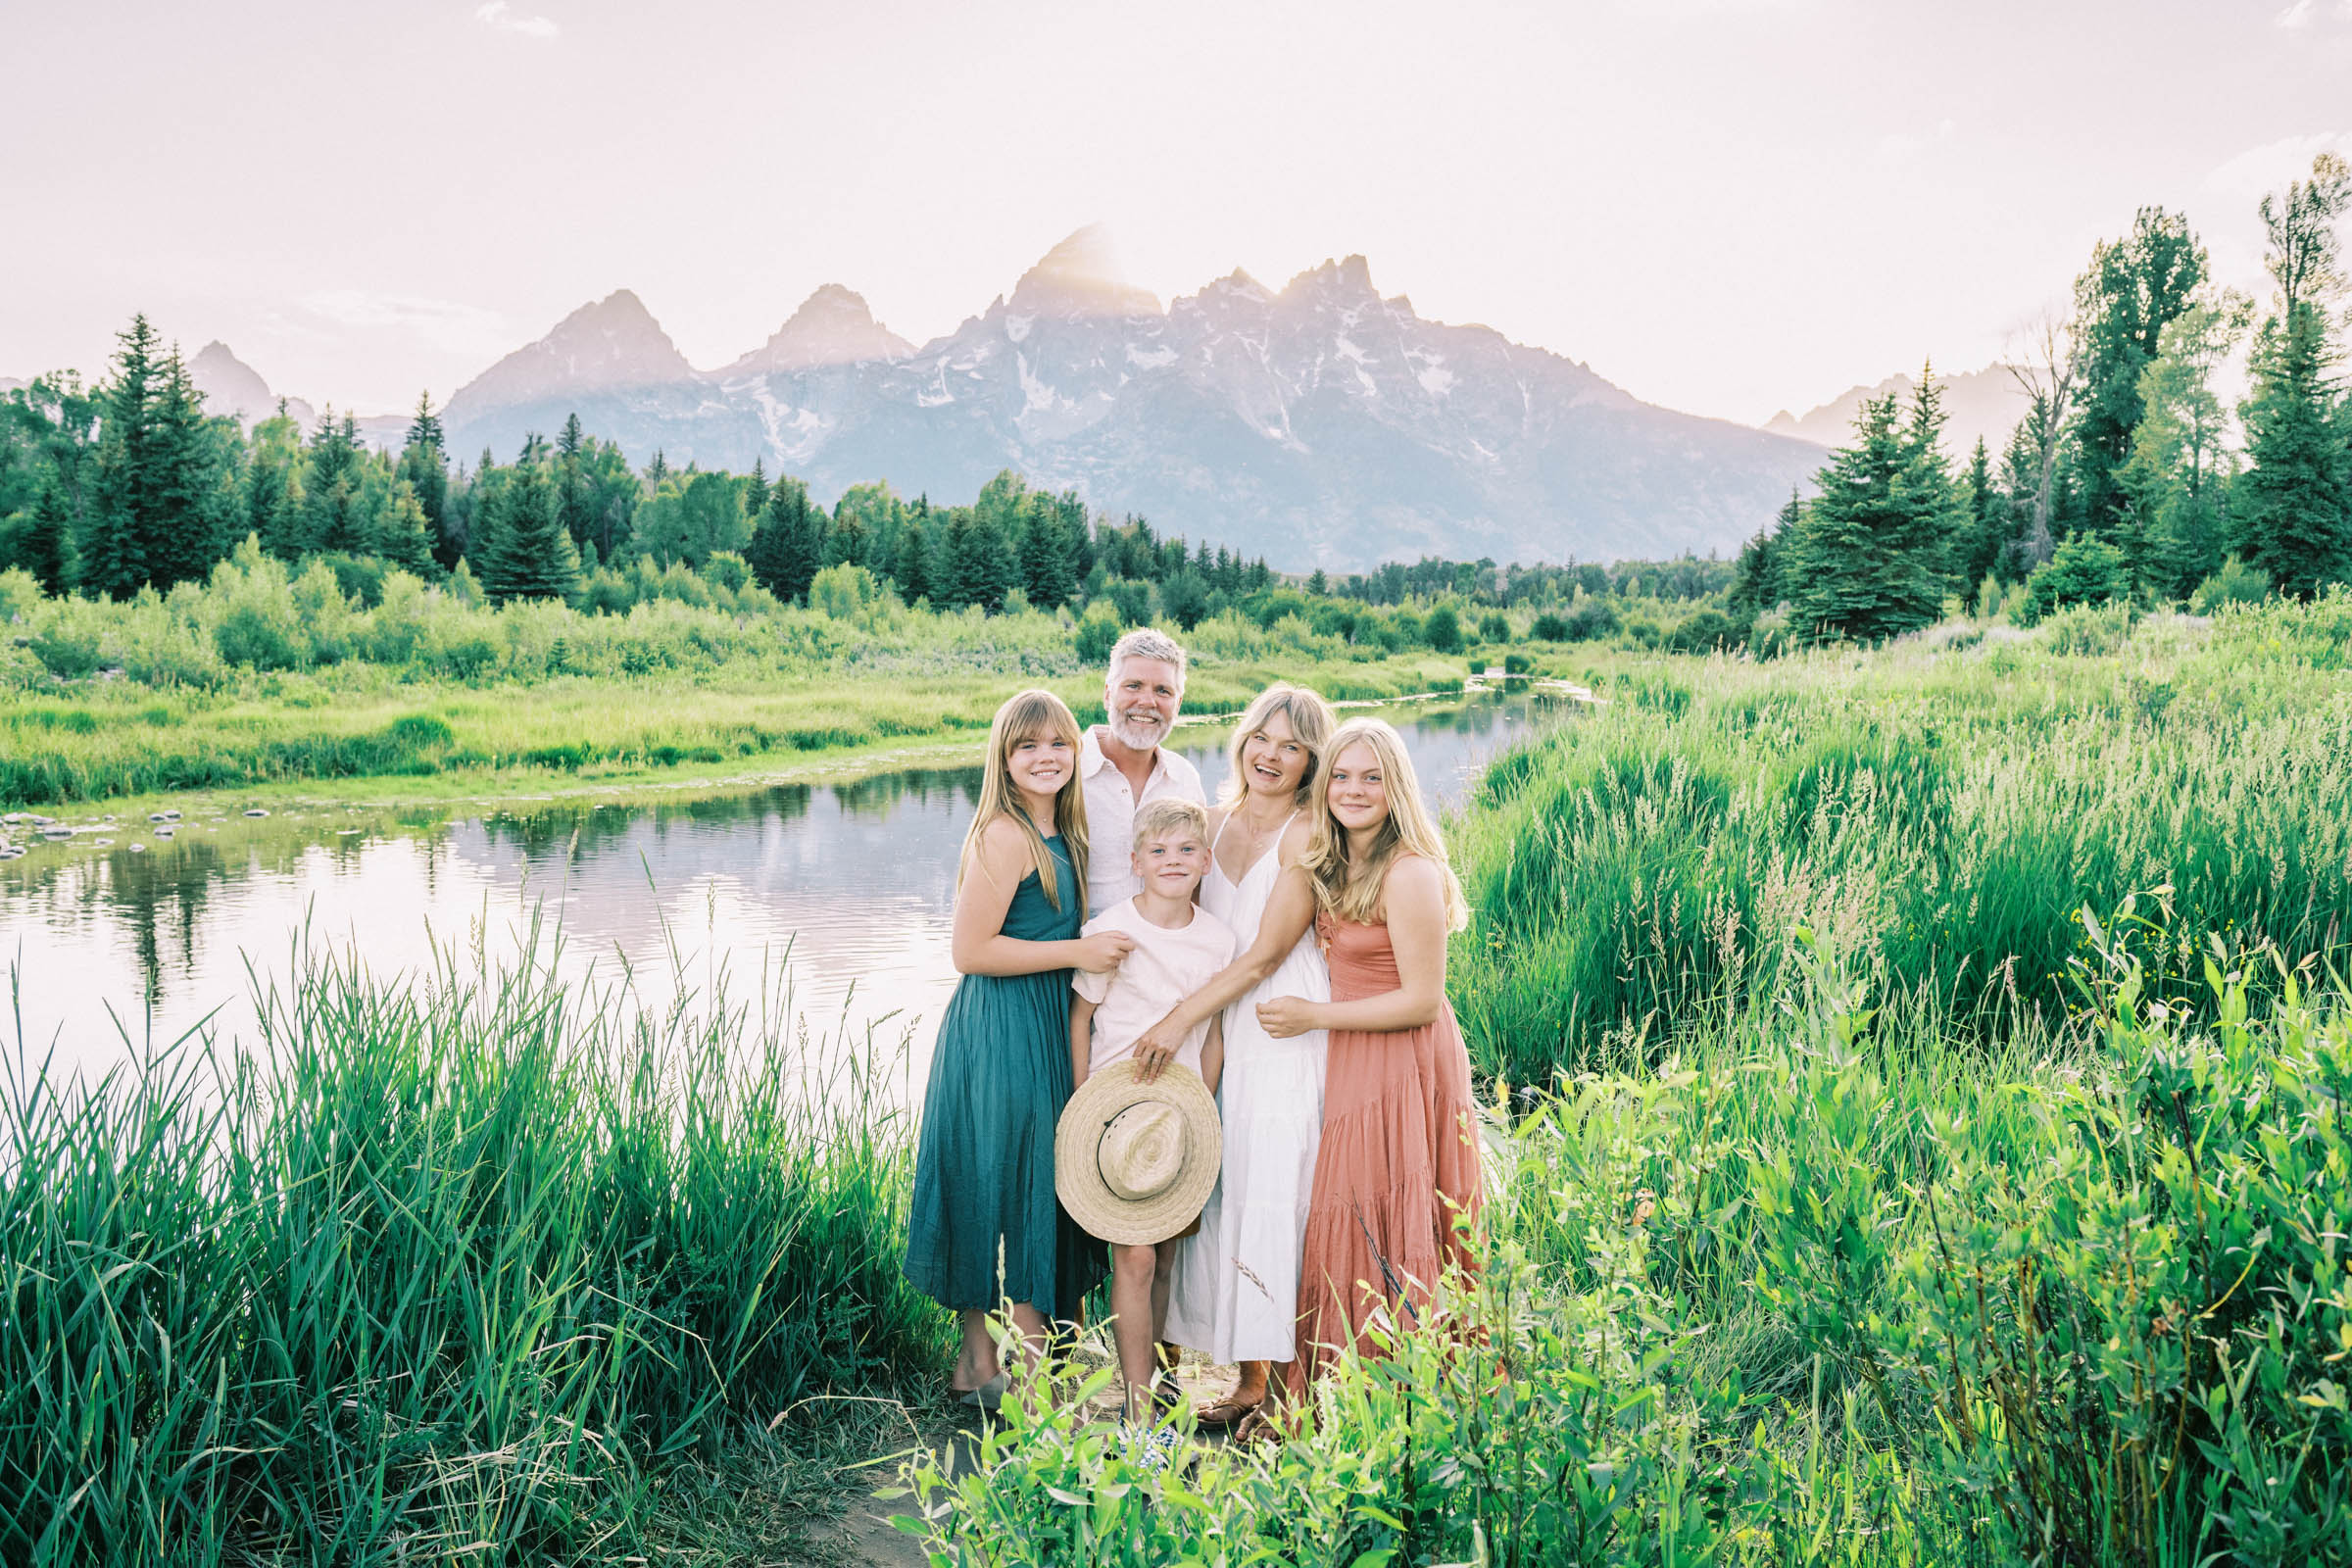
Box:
[957,688,1090,913]
[1300,717,1467,931]
[1219,682,1336,809]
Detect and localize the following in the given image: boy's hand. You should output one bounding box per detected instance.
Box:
[1075,930,1137,973]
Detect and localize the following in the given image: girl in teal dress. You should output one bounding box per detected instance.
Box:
[906,689,1134,1400]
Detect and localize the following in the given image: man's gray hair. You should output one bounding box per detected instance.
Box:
[1106,626,1189,690]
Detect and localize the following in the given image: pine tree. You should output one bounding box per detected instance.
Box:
[890,505,929,601]
[825,507,868,568]
[145,345,232,588]
[748,477,824,601]
[1781,395,1956,642]
[79,314,165,599]
[1731,490,1797,613]
[1306,568,1330,596]
[304,410,368,554]
[476,460,580,601]
[1017,494,1076,609]
[957,502,1015,612]
[397,393,453,564]
[19,475,78,592]
[1956,437,2004,587]
[743,457,769,521]
[2232,306,2350,598]
[556,413,592,545]
[377,479,437,574]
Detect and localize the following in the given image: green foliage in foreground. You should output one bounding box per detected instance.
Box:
[907,916,2351,1566]
[1452,598,2352,1083]
[0,927,946,1564]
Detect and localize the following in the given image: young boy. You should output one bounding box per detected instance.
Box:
[1069,797,1237,1446]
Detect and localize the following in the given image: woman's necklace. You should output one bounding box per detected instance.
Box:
[1229,800,1289,870]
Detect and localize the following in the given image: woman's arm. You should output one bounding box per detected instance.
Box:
[952,818,1136,976]
[1127,865,1318,1074]
[1258,857,1448,1036]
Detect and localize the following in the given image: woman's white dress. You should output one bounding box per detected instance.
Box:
[1164,812,1329,1363]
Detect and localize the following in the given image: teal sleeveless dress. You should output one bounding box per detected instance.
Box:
[905,833,1105,1321]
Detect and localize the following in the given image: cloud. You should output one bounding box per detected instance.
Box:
[2205,130,2352,198]
[474,2,559,38]
[2277,0,2315,27]
[301,290,513,356]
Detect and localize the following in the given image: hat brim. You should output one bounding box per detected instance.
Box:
[1056,1060,1224,1246]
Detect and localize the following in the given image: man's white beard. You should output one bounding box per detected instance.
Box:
[1109,710,1166,751]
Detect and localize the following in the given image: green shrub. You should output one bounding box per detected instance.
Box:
[1479,610,1510,643]
[1530,611,1569,641]
[2190,554,2273,613]
[1423,604,1464,654]
[24,606,107,678]
[2026,534,2132,620]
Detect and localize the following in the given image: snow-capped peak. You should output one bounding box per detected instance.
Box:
[1008,224,1162,320]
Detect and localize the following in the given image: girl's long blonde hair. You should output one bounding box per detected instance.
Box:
[1219,682,1336,809]
[957,688,1090,913]
[1300,716,1467,931]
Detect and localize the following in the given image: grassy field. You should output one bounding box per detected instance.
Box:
[6,597,2350,1565]
[1,633,1467,813]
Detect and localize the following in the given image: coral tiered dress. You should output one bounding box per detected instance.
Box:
[1165,811,1329,1363]
[1286,895,1482,1396]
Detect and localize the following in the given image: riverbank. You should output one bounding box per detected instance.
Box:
[0,647,1469,816]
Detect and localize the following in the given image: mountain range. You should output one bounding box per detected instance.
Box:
[1766,365,2029,465]
[422,229,1828,567]
[42,230,1861,568]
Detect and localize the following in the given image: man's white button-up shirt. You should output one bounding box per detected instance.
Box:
[1077,725,1205,915]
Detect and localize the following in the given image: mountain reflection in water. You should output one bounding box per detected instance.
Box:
[3,696,1549,1086]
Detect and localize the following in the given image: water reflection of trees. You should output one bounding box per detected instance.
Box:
[6,698,1541,1022]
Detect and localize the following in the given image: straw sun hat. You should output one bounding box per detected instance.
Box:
[1055,1060,1223,1246]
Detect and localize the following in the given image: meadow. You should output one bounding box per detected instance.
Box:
[4,595,2350,1565]
[0,555,1466,810]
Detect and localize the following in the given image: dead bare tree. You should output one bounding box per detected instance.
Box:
[2004,308,2078,567]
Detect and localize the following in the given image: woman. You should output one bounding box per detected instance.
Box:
[1145,683,1336,1431]
[903,688,1135,1404]
[1257,715,1480,1397]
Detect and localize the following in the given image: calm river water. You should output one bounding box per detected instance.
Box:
[2,695,1549,1087]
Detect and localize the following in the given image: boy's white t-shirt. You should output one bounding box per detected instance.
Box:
[1071,897,1238,1076]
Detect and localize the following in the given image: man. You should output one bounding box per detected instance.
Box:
[1080,627,1206,913]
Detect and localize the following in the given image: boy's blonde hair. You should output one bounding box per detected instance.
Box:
[1131,796,1208,852]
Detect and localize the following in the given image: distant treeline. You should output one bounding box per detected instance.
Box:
[0,330,1731,630]
[1734,151,2352,643]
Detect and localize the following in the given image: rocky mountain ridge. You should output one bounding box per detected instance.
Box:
[433,227,1827,567]
[1766,364,2030,464]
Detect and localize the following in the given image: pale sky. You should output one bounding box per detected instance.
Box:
[5,0,2347,427]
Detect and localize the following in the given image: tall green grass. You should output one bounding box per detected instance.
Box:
[0,920,946,1564]
[907,911,2352,1566]
[1453,608,2352,1084]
